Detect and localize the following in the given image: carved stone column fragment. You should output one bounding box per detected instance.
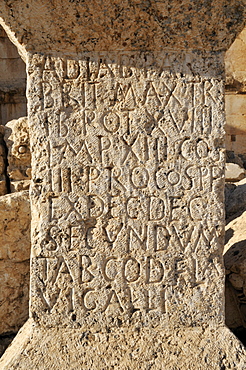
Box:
[0,1,246,368]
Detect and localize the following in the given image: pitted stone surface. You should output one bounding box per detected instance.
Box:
[1,320,246,370]
[0,191,30,335]
[26,51,226,331]
[4,117,31,192]
[0,1,246,368]
[0,0,245,56]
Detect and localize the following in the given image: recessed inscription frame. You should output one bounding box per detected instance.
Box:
[28,50,225,329]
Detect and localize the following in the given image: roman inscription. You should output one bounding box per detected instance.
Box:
[29,51,225,329]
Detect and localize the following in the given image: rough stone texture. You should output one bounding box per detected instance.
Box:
[4,116,31,192]
[225,178,246,218]
[225,162,245,182]
[0,0,245,56]
[1,320,246,370]
[26,51,226,333]
[0,26,26,126]
[0,191,31,335]
[224,207,246,343]
[0,1,245,368]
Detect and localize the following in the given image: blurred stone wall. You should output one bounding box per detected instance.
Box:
[225,28,246,155]
[0,26,30,357]
[0,27,26,126]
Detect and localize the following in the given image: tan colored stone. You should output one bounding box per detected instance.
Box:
[0,26,26,127]
[225,28,246,155]
[1,321,246,370]
[4,117,31,192]
[225,94,246,137]
[224,207,246,333]
[225,162,245,182]
[0,191,30,336]
[0,191,30,262]
[0,260,29,335]
[225,28,246,91]
[0,0,245,56]
[0,1,246,368]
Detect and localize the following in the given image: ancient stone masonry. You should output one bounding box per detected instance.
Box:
[0,191,30,337]
[28,52,226,330]
[0,25,29,358]
[4,116,31,192]
[0,1,246,369]
[0,26,26,126]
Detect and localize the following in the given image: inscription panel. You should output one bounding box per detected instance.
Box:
[28,51,225,329]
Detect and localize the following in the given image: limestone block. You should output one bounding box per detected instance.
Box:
[0,191,31,335]
[0,1,246,368]
[0,191,31,261]
[0,0,245,55]
[225,163,245,182]
[224,210,246,335]
[225,28,246,92]
[1,321,246,370]
[4,117,31,192]
[25,51,226,332]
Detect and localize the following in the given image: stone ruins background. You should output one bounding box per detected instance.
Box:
[0,1,246,368]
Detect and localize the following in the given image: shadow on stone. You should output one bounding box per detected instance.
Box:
[0,333,16,358]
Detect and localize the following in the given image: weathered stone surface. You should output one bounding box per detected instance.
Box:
[0,125,7,195]
[0,0,245,56]
[0,1,245,368]
[0,260,30,334]
[225,162,245,182]
[1,320,246,370]
[224,208,246,341]
[25,51,227,333]
[0,191,31,335]
[4,117,31,192]
[225,178,246,218]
